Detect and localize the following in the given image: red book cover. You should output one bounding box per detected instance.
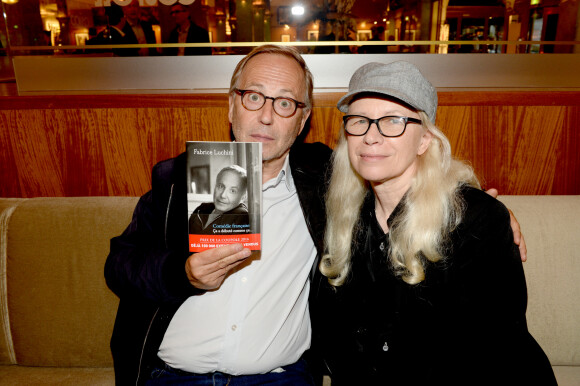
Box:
[186,141,262,252]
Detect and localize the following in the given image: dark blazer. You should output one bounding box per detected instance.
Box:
[312,187,557,386]
[165,22,211,56]
[87,21,157,57]
[122,21,158,56]
[105,142,331,385]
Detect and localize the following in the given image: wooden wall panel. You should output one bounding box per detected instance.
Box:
[436,105,579,195]
[558,105,580,193]
[1,92,579,197]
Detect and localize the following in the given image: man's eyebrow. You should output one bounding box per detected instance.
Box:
[241,82,263,90]
[241,83,297,97]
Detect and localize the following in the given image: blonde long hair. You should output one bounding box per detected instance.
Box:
[321,111,480,286]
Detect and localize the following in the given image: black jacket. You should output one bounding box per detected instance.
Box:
[188,202,250,235]
[88,21,157,57]
[123,21,158,56]
[311,187,556,386]
[105,142,331,385]
[164,22,211,56]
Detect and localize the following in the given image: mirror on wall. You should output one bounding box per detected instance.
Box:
[1,0,578,58]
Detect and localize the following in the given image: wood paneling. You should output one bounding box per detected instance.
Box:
[1,92,579,197]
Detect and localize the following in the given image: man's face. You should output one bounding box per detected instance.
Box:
[170,5,189,26]
[124,2,141,24]
[228,54,311,165]
[213,170,245,213]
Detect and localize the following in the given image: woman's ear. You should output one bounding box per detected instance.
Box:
[417,129,433,156]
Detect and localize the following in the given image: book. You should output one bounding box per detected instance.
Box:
[186,141,262,252]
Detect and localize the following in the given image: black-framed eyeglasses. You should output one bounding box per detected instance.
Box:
[234,89,306,118]
[342,115,422,137]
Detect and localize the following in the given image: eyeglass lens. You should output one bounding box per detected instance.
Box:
[240,91,298,118]
[344,116,410,137]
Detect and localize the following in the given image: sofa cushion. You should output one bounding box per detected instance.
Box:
[0,199,25,365]
[498,195,580,368]
[0,364,114,385]
[4,197,137,367]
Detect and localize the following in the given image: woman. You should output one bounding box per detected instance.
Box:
[313,62,556,385]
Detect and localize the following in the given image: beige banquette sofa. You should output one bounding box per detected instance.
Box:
[0,195,579,385]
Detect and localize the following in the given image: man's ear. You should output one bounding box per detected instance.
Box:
[297,108,311,137]
[228,94,235,124]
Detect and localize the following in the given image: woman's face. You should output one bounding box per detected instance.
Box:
[346,96,432,188]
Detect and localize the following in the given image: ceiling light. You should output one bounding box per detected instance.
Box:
[291,6,304,16]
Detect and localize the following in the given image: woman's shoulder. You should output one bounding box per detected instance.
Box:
[458,186,510,225]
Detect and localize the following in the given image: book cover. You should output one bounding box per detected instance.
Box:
[186,141,262,252]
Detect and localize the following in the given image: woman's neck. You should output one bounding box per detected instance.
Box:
[372,179,410,233]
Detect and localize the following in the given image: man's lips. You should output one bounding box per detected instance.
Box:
[251,133,274,141]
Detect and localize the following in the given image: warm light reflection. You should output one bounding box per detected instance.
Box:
[1,0,577,55]
[291,6,304,16]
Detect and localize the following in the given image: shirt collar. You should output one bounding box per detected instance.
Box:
[110,25,126,37]
[263,154,295,193]
[178,20,191,34]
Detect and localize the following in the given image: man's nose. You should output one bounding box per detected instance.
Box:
[259,99,275,124]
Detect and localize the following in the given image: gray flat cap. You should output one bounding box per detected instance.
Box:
[337,61,437,122]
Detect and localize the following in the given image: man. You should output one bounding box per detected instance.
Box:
[88,3,156,57]
[189,165,250,235]
[88,4,132,56]
[359,25,386,54]
[123,1,158,56]
[105,44,330,385]
[165,3,211,56]
[105,44,525,385]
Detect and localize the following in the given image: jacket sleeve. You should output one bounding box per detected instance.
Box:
[104,158,201,304]
[441,188,555,384]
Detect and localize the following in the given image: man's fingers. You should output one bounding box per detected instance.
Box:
[185,244,251,290]
[215,246,251,269]
[507,208,527,262]
[518,233,527,262]
[197,243,248,265]
[485,188,499,198]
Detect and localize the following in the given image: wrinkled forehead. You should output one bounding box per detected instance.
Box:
[240,53,306,90]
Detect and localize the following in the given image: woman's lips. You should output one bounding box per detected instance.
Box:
[360,153,387,161]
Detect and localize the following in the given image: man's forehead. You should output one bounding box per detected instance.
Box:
[240,54,304,86]
[219,171,241,183]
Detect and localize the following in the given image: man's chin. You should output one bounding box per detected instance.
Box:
[214,205,231,213]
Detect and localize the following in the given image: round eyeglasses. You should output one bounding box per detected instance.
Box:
[343,115,422,137]
[234,89,306,118]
